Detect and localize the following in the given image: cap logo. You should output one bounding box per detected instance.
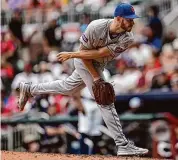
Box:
[131,6,135,13]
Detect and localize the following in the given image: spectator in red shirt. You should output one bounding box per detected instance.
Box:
[1,32,16,58]
[2,89,20,116]
[1,56,14,96]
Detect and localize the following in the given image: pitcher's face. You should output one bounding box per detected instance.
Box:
[120,18,135,32]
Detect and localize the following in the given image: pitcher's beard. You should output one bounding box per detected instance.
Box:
[121,23,133,32]
[126,27,132,32]
[122,26,132,32]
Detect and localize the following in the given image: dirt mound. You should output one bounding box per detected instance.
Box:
[1,151,159,160]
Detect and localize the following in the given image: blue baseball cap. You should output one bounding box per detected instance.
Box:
[114,3,139,19]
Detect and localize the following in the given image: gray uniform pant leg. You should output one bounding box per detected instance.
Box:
[74,59,128,146]
[30,58,128,146]
[30,70,85,96]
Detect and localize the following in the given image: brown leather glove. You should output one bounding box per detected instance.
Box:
[92,78,116,105]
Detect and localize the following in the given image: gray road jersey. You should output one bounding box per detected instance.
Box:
[79,19,134,66]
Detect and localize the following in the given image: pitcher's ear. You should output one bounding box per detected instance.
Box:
[116,16,122,22]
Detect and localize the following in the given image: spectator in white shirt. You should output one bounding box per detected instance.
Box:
[38,61,54,83]
[11,63,38,90]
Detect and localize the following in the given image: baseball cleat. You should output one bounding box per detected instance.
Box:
[117,141,149,156]
[18,82,31,111]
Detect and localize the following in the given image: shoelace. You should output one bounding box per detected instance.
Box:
[127,140,139,150]
[110,81,115,87]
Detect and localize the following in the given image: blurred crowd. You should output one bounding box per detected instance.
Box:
[1,0,178,156]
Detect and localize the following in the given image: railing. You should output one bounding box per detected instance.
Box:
[1,113,177,158]
[1,0,178,27]
[1,115,78,151]
[1,124,40,151]
[1,8,99,27]
[157,0,178,17]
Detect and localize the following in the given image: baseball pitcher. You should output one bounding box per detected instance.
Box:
[18,3,148,156]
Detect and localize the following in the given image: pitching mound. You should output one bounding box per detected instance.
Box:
[2,151,160,160]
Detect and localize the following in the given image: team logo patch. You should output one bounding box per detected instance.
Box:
[123,40,134,48]
[115,47,126,53]
[82,34,88,43]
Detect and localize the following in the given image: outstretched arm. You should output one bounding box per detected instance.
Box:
[57,45,113,80]
[56,46,112,62]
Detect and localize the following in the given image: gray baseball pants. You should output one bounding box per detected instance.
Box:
[30,58,128,146]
